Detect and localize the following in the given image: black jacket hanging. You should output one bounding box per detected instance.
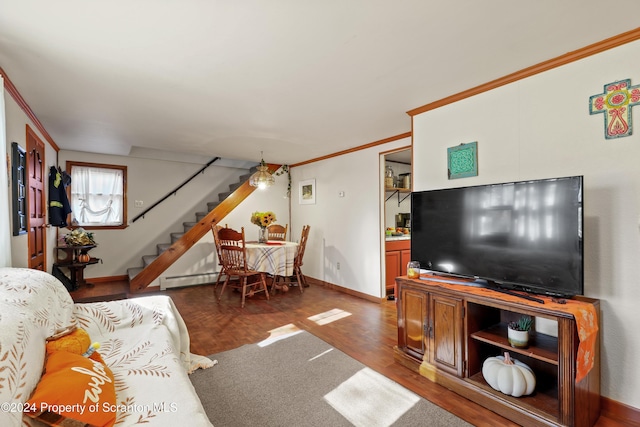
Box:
[48,166,72,227]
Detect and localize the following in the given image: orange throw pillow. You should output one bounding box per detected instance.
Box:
[46,327,106,366]
[25,351,117,427]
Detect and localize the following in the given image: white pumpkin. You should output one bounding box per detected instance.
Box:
[482,352,536,397]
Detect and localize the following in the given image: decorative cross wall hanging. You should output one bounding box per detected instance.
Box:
[589,79,640,139]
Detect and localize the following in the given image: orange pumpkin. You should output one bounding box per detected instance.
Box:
[77,253,91,263]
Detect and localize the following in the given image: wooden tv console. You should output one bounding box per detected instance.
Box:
[394,276,600,427]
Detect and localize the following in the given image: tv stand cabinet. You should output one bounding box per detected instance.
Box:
[394,276,600,427]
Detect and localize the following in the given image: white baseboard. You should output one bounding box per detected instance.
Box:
[160,272,218,290]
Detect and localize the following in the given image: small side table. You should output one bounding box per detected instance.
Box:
[54,245,100,290]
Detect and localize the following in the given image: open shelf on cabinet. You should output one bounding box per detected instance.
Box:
[471,323,558,365]
[466,371,560,420]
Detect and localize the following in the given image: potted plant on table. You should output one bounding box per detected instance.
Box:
[60,227,96,246]
[59,227,97,263]
[250,211,276,243]
[507,315,532,348]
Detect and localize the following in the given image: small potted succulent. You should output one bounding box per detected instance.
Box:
[507,315,532,348]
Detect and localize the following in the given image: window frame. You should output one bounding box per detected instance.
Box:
[66,160,128,230]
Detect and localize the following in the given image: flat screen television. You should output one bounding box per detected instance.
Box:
[411,176,583,298]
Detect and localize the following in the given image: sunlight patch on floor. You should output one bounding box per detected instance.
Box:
[324,367,419,427]
[257,323,303,347]
[307,308,352,325]
[308,348,334,362]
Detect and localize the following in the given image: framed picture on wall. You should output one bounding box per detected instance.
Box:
[448,141,478,179]
[299,179,316,205]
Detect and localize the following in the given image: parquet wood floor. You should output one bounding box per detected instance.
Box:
[72,280,628,427]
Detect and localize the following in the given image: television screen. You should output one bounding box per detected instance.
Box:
[411,176,583,297]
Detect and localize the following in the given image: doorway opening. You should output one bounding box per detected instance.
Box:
[380,148,411,300]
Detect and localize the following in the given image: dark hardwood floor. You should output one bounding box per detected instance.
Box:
[72,280,627,427]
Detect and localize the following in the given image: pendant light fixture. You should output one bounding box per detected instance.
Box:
[249,151,275,189]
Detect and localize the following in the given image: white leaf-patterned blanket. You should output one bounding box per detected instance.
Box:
[73,297,214,426]
[0,268,214,427]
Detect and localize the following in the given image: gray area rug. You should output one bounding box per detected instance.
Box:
[190,330,472,427]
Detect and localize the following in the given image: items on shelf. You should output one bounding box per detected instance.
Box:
[482,352,536,397]
[385,165,395,188]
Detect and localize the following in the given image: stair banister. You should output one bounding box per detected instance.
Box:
[130,163,281,291]
[132,157,221,223]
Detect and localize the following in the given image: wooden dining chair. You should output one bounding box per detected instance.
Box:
[211,224,231,289]
[267,223,288,241]
[272,225,310,294]
[215,226,269,307]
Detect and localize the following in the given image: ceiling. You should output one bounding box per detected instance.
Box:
[2,1,640,166]
[385,149,411,165]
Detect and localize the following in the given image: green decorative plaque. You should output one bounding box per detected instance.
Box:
[448,141,478,179]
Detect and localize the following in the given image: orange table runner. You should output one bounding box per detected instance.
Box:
[416,275,598,383]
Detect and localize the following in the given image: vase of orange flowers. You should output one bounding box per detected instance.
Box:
[250,211,276,243]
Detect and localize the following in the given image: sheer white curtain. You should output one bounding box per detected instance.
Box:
[0,75,11,266]
[70,166,124,225]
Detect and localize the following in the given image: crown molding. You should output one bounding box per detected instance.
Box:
[291,131,411,168]
[407,27,640,117]
[0,67,59,151]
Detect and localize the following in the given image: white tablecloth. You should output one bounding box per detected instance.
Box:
[245,241,298,276]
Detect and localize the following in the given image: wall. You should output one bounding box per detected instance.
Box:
[56,150,289,280]
[4,79,290,280]
[0,77,9,267]
[4,90,58,269]
[0,84,289,279]
[4,79,290,281]
[412,39,640,409]
[158,166,290,286]
[290,136,411,298]
[6,106,385,289]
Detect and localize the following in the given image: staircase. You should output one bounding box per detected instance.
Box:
[127,163,281,292]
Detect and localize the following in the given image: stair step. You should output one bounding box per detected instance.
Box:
[157,243,172,254]
[142,255,157,266]
[127,267,143,282]
[127,165,254,289]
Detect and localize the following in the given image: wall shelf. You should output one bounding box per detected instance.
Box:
[385,187,411,206]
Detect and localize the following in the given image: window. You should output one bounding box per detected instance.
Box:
[67,161,127,229]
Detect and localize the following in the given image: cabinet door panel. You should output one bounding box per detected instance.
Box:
[385,251,401,290]
[399,288,428,359]
[400,248,411,276]
[430,294,463,377]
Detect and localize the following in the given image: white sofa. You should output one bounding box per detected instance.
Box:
[0,267,214,427]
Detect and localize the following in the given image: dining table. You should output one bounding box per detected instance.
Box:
[244,241,298,277]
